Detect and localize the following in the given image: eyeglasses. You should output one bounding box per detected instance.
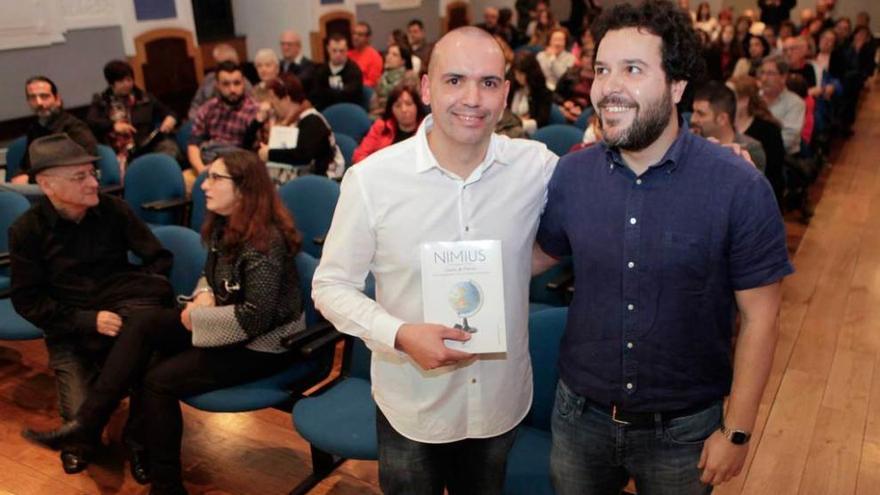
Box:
[45,169,99,183]
[205,171,236,182]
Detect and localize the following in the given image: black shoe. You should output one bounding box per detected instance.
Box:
[60,449,90,474]
[129,447,151,485]
[22,420,91,451]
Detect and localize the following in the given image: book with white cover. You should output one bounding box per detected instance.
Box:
[420,240,506,353]
[268,125,299,149]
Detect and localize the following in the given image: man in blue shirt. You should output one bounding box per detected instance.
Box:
[535,1,794,493]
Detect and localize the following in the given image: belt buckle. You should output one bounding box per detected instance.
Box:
[611,404,631,426]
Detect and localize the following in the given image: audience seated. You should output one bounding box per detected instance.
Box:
[496,7,521,48]
[733,33,771,77]
[354,83,426,164]
[508,52,554,136]
[372,42,418,116]
[189,44,253,121]
[406,19,434,73]
[253,48,281,88]
[279,30,316,94]
[706,24,742,80]
[86,60,178,167]
[760,54,805,156]
[734,15,753,52]
[759,0,796,30]
[783,35,818,88]
[22,149,306,495]
[187,62,258,177]
[310,33,364,111]
[728,74,787,203]
[476,7,501,37]
[253,74,343,181]
[694,2,719,40]
[554,49,594,124]
[12,133,173,479]
[348,22,383,88]
[10,76,98,184]
[527,2,557,47]
[690,80,767,172]
[536,27,576,91]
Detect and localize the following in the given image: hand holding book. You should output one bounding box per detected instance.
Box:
[394,323,473,370]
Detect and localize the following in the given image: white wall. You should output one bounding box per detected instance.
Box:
[232,0,315,61]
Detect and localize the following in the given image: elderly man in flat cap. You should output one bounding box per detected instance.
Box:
[9,133,173,482]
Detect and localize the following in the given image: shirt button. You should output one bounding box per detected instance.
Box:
[471,378,477,384]
[627,342,634,349]
[636,179,642,185]
[627,304,634,311]
[627,261,635,269]
[629,217,637,225]
[626,382,634,390]
[465,226,470,232]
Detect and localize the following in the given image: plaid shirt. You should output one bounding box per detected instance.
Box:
[189,96,258,147]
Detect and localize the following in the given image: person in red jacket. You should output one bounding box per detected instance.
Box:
[353,84,426,163]
[348,22,384,87]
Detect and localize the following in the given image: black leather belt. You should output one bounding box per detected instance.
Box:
[584,398,716,428]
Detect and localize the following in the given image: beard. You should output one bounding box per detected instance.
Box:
[598,86,673,152]
[220,92,243,106]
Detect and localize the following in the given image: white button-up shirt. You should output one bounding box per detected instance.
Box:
[313,116,557,443]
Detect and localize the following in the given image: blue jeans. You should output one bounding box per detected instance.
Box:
[550,379,721,495]
[376,407,517,495]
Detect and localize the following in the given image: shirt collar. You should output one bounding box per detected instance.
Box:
[40,195,102,228]
[414,115,507,178]
[603,117,691,175]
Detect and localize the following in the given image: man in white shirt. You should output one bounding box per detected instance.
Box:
[312,27,557,495]
[759,54,806,155]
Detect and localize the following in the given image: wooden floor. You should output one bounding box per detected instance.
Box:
[2,88,880,495]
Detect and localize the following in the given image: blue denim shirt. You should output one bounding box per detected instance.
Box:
[537,125,794,412]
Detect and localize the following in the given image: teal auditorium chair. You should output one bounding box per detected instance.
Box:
[549,104,567,126]
[334,133,358,170]
[124,153,186,226]
[573,106,594,130]
[189,172,207,231]
[360,86,374,112]
[322,103,372,142]
[95,144,121,187]
[181,248,337,412]
[279,176,340,258]
[289,307,569,495]
[0,191,43,340]
[289,330,375,495]
[529,256,573,312]
[3,136,27,180]
[532,124,584,157]
[503,307,567,495]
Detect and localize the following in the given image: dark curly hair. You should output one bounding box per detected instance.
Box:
[590,0,706,83]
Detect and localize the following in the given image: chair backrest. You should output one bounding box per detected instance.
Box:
[0,191,30,252]
[548,104,567,126]
[525,307,567,431]
[573,107,594,130]
[176,120,193,158]
[532,124,584,157]
[322,103,372,141]
[360,86,374,112]
[95,144,121,186]
[529,257,571,307]
[151,225,207,296]
[295,251,320,327]
[124,153,185,225]
[335,133,357,169]
[189,172,207,231]
[4,136,28,181]
[278,176,341,258]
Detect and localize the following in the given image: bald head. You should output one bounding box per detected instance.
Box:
[428,27,506,80]
[212,43,239,64]
[280,30,302,60]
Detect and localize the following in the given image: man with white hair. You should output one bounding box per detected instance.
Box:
[279,30,315,92]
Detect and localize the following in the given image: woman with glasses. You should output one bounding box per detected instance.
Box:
[24,149,305,495]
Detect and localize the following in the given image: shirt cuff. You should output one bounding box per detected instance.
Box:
[370,312,406,350]
[75,309,99,334]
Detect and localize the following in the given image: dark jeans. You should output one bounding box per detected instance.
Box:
[376,407,517,495]
[550,380,722,495]
[142,337,295,488]
[48,330,145,450]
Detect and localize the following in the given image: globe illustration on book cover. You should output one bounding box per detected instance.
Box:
[448,280,483,333]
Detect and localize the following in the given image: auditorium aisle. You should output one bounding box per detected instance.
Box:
[1,85,879,494]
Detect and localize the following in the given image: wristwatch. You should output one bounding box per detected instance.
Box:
[719,424,751,445]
